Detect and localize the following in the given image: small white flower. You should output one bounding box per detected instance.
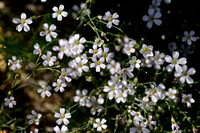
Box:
[26,110,42,125]
[122,41,136,56]
[52,39,71,59]
[174,65,196,84]
[86,96,104,115]
[54,125,68,133]
[30,128,39,133]
[144,115,156,130]
[12,13,32,32]
[181,94,195,108]
[40,23,57,42]
[73,89,88,106]
[103,11,120,28]
[164,51,187,72]
[115,90,127,103]
[72,2,90,20]
[37,84,52,98]
[89,44,103,58]
[69,34,86,55]
[93,118,107,132]
[41,51,57,66]
[120,67,134,79]
[33,43,41,55]
[8,56,22,70]
[182,30,196,45]
[142,8,162,29]
[165,88,178,101]
[90,57,106,72]
[103,80,120,100]
[152,50,165,69]
[52,4,68,21]
[130,122,150,133]
[59,68,72,82]
[149,0,161,12]
[107,60,121,75]
[4,96,16,108]
[129,56,141,69]
[94,38,104,47]
[54,108,71,125]
[52,79,67,93]
[139,44,154,58]
[102,47,114,62]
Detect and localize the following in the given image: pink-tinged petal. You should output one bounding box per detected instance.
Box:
[40,31,46,36]
[21,13,26,20]
[80,37,86,43]
[26,19,32,24]
[60,108,65,114]
[12,18,20,24]
[52,13,58,18]
[188,68,196,75]
[186,77,194,84]
[16,24,23,32]
[178,58,187,65]
[65,113,71,118]
[62,11,68,17]
[172,51,179,59]
[43,23,49,30]
[57,15,62,21]
[52,6,58,12]
[59,4,64,11]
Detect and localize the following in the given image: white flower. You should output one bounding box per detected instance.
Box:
[181,94,195,108]
[130,111,144,125]
[182,30,196,45]
[12,13,32,32]
[120,67,134,79]
[73,89,88,106]
[102,47,114,62]
[54,108,71,125]
[90,57,106,72]
[174,65,196,84]
[69,34,86,55]
[33,43,41,55]
[164,51,187,72]
[54,125,68,133]
[152,50,165,69]
[4,96,16,108]
[135,97,154,110]
[41,51,57,66]
[52,4,68,21]
[86,96,104,115]
[40,23,57,42]
[115,90,127,103]
[89,44,103,58]
[103,11,120,28]
[139,44,153,58]
[75,56,89,74]
[93,118,107,132]
[149,0,161,12]
[37,84,52,98]
[8,56,22,70]
[103,80,120,100]
[165,88,178,101]
[52,39,71,59]
[26,110,42,125]
[142,8,162,29]
[59,68,72,82]
[94,38,104,47]
[130,122,150,133]
[129,56,141,69]
[52,79,67,93]
[30,128,39,133]
[122,40,136,56]
[107,60,121,75]
[144,115,156,130]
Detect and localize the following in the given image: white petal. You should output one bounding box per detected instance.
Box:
[12,18,20,24]
[16,24,23,32]
[21,13,26,20]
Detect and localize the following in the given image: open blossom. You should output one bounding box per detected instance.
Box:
[142,8,162,29]
[26,110,42,125]
[59,68,72,82]
[182,30,196,45]
[165,51,187,72]
[86,96,104,115]
[52,4,68,21]
[174,65,196,84]
[8,56,22,70]
[4,96,16,108]
[54,108,71,125]
[41,51,57,66]
[94,38,104,47]
[33,43,41,55]
[90,57,106,72]
[37,84,52,98]
[165,88,178,101]
[12,13,32,32]
[93,118,107,132]
[40,23,57,42]
[140,44,153,58]
[53,79,67,93]
[107,60,121,75]
[73,89,88,106]
[129,56,141,69]
[54,125,68,133]
[103,11,120,28]
[181,94,195,108]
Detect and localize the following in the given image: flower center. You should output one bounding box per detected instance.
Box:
[21,20,26,24]
[119,94,123,98]
[9,99,12,103]
[58,10,62,15]
[46,30,50,34]
[98,123,102,127]
[103,52,108,57]
[96,39,101,44]
[96,61,101,65]
[61,73,66,77]
[58,83,62,87]
[14,61,18,64]
[61,114,65,119]
[147,120,151,125]
[133,60,137,65]
[94,50,98,54]
[78,63,83,68]
[137,125,142,131]
[183,72,187,76]
[144,47,149,53]
[169,93,174,97]
[75,40,80,45]
[184,97,190,102]
[186,35,191,39]
[61,47,65,52]
[149,16,154,21]
[47,57,51,61]
[172,60,177,65]
[109,17,113,22]
[43,87,47,92]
